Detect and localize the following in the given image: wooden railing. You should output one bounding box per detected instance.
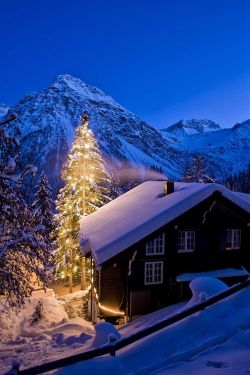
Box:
[6,278,250,375]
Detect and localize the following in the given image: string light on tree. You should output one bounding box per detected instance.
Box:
[54,114,110,293]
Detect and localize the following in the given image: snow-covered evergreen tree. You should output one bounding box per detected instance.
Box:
[182,153,215,183]
[54,114,110,292]
[223,163,250,193]
[122,167,142,192]
[108,169,124,199]
[0,115,53,307]
[32,172,54,231]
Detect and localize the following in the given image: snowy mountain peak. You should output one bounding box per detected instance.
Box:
[10,74,181,192]
[0,103,10,118]
[162,118,221,137]
[2,74,249,193]
[232,119,250,131]
[49,74,120,107]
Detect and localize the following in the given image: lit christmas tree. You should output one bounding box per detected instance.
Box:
[55,114,110,292]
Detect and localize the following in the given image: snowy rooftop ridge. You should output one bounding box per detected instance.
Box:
[79,182,250,266]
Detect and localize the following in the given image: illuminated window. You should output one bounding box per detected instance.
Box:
[225,229,241,250]
[178,231,195,253]
[144,261,163,285]
[146,233,165,255]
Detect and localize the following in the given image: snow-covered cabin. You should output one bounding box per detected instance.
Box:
[79,181,250,321]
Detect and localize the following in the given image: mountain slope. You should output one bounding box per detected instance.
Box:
[1,74,249,190]
[9,75,182,190]
[0,103,9,117]
[161,119,250,180]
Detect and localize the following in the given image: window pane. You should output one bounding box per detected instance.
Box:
[145,262,163,284]
[178,231,195,252]
[146,234,165,255]
[226,229,241,249]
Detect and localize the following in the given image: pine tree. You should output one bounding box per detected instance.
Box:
[32,172,54,231]
[108,169,124,199]
[123,167,142,192]
[55,114,110,293]
[223,163,250,193]
[0,115,53,307]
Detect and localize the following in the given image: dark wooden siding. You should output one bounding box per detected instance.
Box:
[95,192,250,317]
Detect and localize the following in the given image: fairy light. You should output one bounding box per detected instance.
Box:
[98,303,125,316]
[88,263,125,317]
[55,114,110,293]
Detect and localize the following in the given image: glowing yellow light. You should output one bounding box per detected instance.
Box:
[73,266,78,273]
[98,303,125,316]
[75,255,80,260]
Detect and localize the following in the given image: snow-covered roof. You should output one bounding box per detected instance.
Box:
[176,267,249,282]
[79,182,250,266]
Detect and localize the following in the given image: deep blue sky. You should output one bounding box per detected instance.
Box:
[1,0,250,128]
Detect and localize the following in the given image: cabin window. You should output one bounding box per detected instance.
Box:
[225,229,241,250]
[144,261,163,285]
[178,231,195,253]
[146,233,165,255]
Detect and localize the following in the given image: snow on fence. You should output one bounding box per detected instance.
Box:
[6,278,250,375]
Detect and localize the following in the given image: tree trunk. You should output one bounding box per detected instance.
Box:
[69,271,73,293]
[81,257,86,290]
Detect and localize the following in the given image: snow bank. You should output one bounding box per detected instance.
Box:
[0,295,68,340]
[0,293,95,373]
[55,280,250,374]
[183,277,228,309]
[93,322,121,347]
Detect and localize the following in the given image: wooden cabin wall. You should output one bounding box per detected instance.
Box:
[95,193,250,318]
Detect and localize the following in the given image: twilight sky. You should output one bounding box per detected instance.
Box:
[1,0,250,128]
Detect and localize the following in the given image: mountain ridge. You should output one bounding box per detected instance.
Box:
[1,74,249,190]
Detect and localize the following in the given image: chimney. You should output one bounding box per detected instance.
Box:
[163,181,174,196]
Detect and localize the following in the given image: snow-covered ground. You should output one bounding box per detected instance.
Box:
[0,290,94,373]
[1,279,250,374]
[55,278,250,375]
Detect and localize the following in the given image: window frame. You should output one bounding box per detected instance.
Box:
[146,233,165,256]
[225,228,241,250]
[144,261,164,285]
[177,230,195,253]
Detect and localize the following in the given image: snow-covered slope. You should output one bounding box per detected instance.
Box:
[0,103,9,117]
[7,75,181,190]
[1,75,249,190]
[161,118,221,137]
[55,280,250,375]
[162,119,250,180]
